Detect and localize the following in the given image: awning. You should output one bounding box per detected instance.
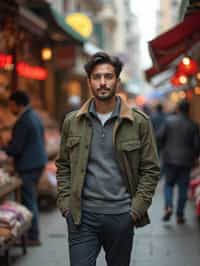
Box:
[25,1,87,44]
[144,66,175,87]
[148,11,200,69]
[50,8,87,44]
[144,66,165,82]
[18,7,47,37]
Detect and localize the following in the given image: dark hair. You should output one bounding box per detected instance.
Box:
[84,52,123,78]
[178,100,190,114]
[9,91,30,106]
[156,103,163,112]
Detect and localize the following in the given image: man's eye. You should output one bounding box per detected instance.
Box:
[92,74,101,80]
[91,74,114,80]
[105,74,113,79]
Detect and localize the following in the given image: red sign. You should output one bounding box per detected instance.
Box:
[0,53,47,80]
[0,54,13,68]
[17,62,48,80]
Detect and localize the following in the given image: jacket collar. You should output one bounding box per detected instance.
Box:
[16,105,31,122]
[76,96,134,122]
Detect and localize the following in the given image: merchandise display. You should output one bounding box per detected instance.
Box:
[0,168,11,187]
[189,160,200,217]
[0,106,60,160]
[0,200,32,245]
[0,106,16,146]
[38,161,57,210]
[34,110,59,209]
[36,109,60,159]
[45,129,60,159]
[0,96,60,215]
[35,110,59,209]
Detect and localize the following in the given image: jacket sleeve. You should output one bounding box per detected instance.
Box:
[55,115,71,214]
[4,120,28,157]
[132,118,160,215]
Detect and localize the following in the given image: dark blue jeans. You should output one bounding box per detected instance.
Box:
[66,211,134,266]
[20,168,43,240]
[164,164,191,217]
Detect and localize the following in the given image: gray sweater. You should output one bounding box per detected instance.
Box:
[82,97,131,214]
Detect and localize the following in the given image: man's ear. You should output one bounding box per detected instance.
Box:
[117,78,121,92]
[87,78,91,89]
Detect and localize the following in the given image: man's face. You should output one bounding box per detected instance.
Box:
[87,63,119,101]
[8,100,20,115]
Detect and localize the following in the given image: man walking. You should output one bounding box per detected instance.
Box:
[2,91,47,245]
[151,103,167,178]
[158,100,200,224]
[56,52,160,266]
[151,103,166,150]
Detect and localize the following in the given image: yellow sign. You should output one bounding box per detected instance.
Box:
[65,13,93,38]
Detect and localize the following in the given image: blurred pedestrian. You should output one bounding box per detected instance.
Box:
[1,91,47,245]
[151,103,167,177]
[56,52,160,266]
[158,100,200,224]
[142,103,152,116]
[151,103,166,135]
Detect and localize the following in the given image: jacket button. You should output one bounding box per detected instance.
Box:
[85,144,89,149]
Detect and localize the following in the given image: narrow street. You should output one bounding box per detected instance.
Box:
[8,180,200,266]
[0,1,200,266]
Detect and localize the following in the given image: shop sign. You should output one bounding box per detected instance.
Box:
[17,62,48,80]
[0,53,47,80]
[0,53,13,68]
[65,13,93,38]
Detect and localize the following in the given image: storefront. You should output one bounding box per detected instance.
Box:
[144,0,200,219]
[144,1,200,122]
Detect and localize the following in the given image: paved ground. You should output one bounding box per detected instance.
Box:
[5,181,200,266]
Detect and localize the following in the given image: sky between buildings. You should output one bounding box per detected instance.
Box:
[130,0,159,69]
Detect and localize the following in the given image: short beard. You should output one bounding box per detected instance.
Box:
[96,92,115,101]
[93,87,116,101]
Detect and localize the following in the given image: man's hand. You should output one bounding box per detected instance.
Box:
[130,210,142,223]
[62,209,70,218]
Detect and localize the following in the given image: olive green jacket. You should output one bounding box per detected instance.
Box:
[56,97,160,227]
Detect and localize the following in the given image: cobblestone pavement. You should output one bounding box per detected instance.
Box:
[8,181,200,266]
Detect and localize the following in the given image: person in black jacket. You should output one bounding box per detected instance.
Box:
[158,100,200,224]
[151,103,166,150]
[151,103,167,178]
[2,91,48,245]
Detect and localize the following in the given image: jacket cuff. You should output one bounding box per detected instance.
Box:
[57,197,70,215]
[131,209,142,220]
[131,197,149,215]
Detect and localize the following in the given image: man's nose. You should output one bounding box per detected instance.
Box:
[100,75,106,85]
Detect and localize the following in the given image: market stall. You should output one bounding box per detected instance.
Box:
[0,167,32,266]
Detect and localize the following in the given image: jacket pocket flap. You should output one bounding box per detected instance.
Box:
[66,137,80,148]
[120,140,141,151]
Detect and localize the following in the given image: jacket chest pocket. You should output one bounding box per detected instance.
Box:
[120,140,141,152]
[66,136,81,164]
[119,140,141,169]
